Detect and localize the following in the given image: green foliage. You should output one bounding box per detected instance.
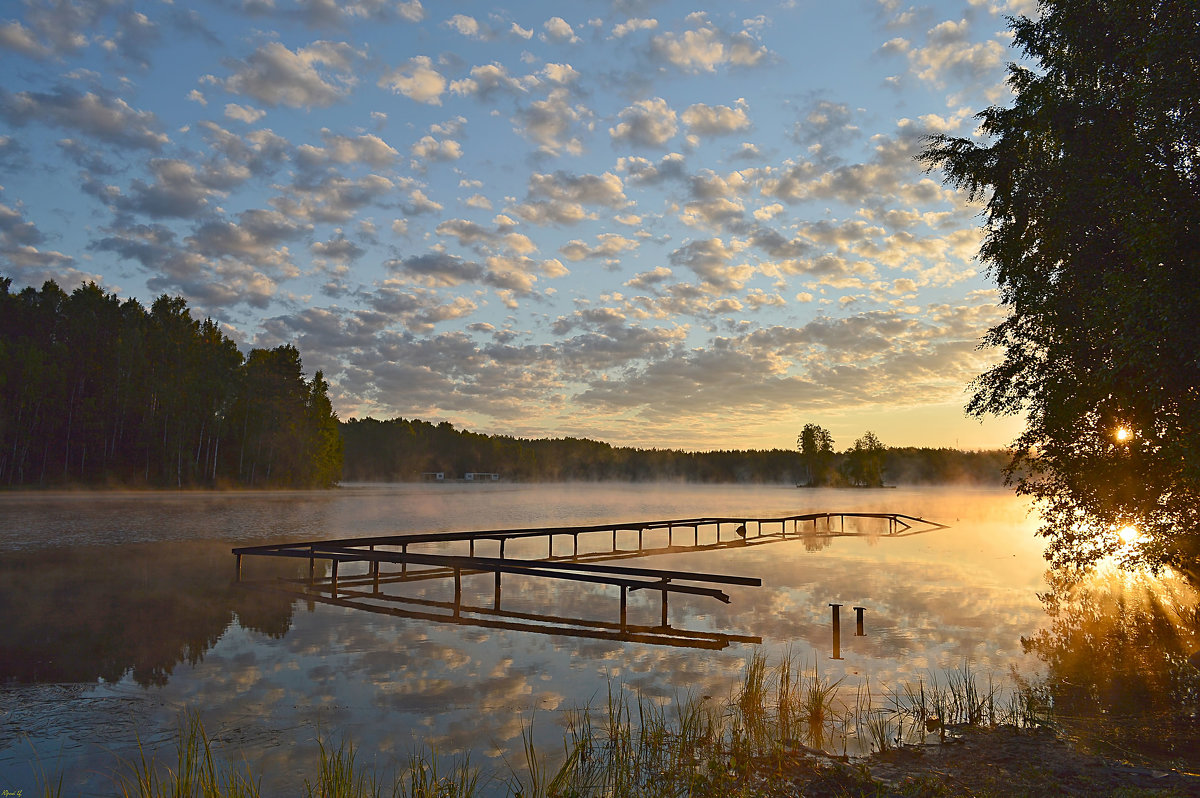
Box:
[919,1,1200,572]
[842,431,886,488]
[797,423,836,486]
[0,277,342,488]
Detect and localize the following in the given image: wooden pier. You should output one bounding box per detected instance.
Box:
[232,511,946,648]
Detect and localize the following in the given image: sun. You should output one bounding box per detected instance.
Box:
[1117,525,1140,546]
[1115,426,1132,442]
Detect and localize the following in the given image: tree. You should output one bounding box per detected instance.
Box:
[796,423,835,486]
[842,431,886,488]
[920,0,1200,574]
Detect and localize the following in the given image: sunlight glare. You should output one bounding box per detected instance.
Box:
[1115,426,1132,442]
[1117,525,1141,546]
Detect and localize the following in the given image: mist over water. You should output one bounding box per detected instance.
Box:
[0,483,1187,794]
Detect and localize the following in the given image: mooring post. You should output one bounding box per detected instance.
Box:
[854,606,866,636]
[620,585,628,632]
[830,603,843,659]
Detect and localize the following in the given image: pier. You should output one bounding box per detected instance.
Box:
[233,511,946,648]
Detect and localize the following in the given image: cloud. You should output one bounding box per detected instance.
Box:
[379,55,446,105]
[0,86,167,150]
[648,20,770,73]
[449,63,533,100]
[0,200,74,274]
[668,237,753,291]
[272,173,396,223]
[0,20,54,58]
[435,218,537,256]
[611,18,657,38]
[791,99,858,147]
[508,170,627,225]
[215,40,362,108]
[680,99,750,137]
[609,97,678,148]
[390,251,485,287]
[410,135,462,163]
[224,103,267,124]
[510,88,590,156]
[558,233,640,264]
[298,130,400,168]
[541,17,579,44]
[444,14,490,40]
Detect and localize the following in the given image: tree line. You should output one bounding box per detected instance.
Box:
[340,416,1008,485]
[0,278,342,488]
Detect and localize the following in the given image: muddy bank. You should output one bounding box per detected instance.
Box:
[765,725,1200,797]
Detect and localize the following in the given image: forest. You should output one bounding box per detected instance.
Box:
[0,278,342,488]
[2,276,1005,490]
[339,416,1009,485]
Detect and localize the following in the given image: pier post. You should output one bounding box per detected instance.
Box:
[453,567,461,617]
[660,583,669,627]
[620,586,628,632]
[854,606,866,636]
[402,544,408,578]
[829,603,843,659]
[235,553,242,582]
[573,533,578,557]
[548,534,553,559]
[331,560,339,595]
[309,546,315,583]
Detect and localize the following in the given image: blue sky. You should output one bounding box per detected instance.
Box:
[0,0,1034,451]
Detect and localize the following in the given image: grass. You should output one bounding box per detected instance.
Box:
[35,655,1057,798]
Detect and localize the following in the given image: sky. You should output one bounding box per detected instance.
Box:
[0,0,1036,452]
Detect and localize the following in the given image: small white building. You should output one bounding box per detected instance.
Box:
[464,472,500,481]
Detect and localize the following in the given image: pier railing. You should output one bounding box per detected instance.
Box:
[232,511,947,648]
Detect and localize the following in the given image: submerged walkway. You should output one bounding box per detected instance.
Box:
[233,511,947,649]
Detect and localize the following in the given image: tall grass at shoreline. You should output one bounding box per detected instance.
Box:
[36,655,1050,798]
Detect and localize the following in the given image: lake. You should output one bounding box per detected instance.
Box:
[1,483,1196,795]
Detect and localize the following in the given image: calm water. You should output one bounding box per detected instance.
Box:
[0,483,1195,795]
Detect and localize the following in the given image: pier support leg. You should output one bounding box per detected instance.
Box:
[660,587,668,628]
[331,560,339,595]
[830,603,843,659]
[573,534,578,557]
[548,534,553,559]
[235,553,242,582]
[453,567,462,616]
[620,586,628,632]
[402,544,408,578]
[500,539,506,560]
[854,606,866,636]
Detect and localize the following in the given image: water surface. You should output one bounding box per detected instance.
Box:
[0,483,1192,794]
